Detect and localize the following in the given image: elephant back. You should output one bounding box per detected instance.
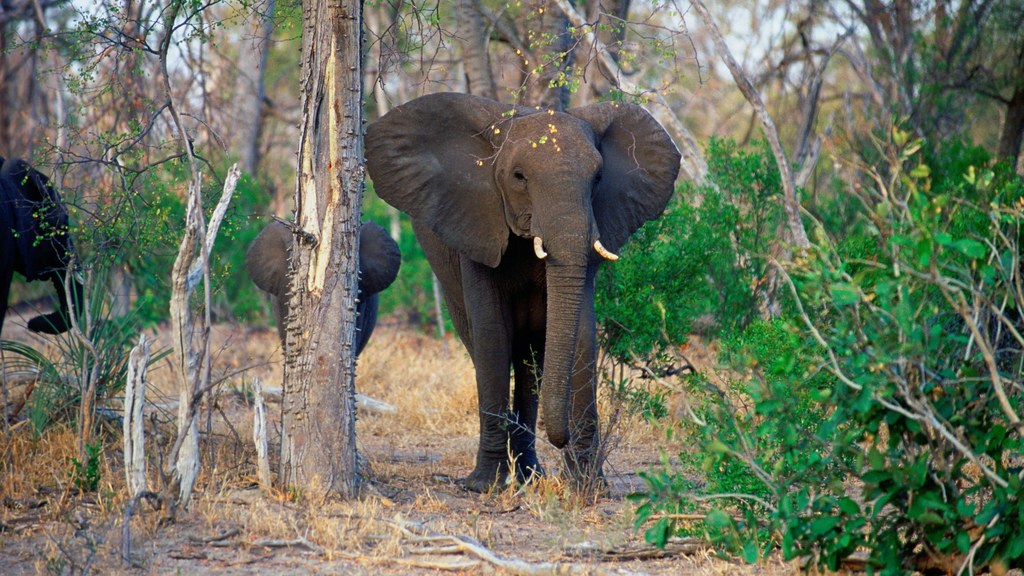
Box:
[0,158,73,282]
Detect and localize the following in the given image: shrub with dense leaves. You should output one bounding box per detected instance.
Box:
[597,138,781,365]
[628,131,1024,573]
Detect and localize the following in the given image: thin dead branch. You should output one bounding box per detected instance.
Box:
[388,516,627,575]
[120,490,161,566]
[123,334,150,498]
[552,0,709,186]
[691,0,810,249]
[252,378,271,491]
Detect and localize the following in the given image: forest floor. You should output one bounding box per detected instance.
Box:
[0,306,805,575]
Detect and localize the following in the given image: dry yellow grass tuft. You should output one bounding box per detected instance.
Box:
[357,327,478,439]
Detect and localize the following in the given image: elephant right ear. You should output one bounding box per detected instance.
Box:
[366,93,511,268]
[246,220,292,298]
[358,222,401,296]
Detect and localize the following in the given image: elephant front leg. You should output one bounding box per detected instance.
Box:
[511,343,544,483]
[461,263,515,493]
[465,350,515,492]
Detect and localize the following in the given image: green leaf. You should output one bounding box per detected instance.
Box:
[838,498,861,516]
[706,440,731,454]
[705,508,733,529]
[741,539,760,563]
[956,531,971,553]
[909,164,930,179]
[830,283,860,306]
[810,515,841,536]
[951,239,986,259]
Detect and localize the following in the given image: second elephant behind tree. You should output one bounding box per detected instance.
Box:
[245,220,401,354]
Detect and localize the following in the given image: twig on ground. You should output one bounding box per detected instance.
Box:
[188,527,241,544]
[392,557,482,570]
[566,537,710,561]
[250,536,323,554]
[384,516,639,576]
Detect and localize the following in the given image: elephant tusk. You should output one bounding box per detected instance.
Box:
[594,240,619,261]
[533,236,548,259]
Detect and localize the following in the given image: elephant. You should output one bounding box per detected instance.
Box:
[365,92,681,492]
[0,156,83,336]
[245,219,401,355]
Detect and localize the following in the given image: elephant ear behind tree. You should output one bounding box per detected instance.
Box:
[365,92,680,489]
[245,219,400,353]
[0,157,82,336]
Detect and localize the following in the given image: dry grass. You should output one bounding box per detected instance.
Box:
[0,319,801,575]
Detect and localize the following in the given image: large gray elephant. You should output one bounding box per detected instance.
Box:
[365,92,680,492]
[245,219,401,354]
[0,156,83,336]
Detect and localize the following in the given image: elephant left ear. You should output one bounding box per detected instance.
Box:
[568,102,681,253]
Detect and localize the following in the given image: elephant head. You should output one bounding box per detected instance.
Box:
[365,93,680,451]
[0,157,83,336]
[245,220,401,354]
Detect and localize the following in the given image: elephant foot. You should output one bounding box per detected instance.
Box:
[512,451,544,484]
[562,446,607,496]
[462,461,511,493]
[461,452,546,493]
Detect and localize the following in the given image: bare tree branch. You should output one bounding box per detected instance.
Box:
[552,0,708,185]
[692,0,809,248]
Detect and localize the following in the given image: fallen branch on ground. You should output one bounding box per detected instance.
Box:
[385,516,646,575]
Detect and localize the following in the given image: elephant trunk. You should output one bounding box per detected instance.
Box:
[27,273,83,334]
[541,257,587,449]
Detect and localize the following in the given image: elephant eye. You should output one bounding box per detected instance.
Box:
[513,169,527,183]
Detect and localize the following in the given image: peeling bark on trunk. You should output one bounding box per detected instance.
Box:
[253,378,272,491]
[163,165,240,517]
[279,0,363,500]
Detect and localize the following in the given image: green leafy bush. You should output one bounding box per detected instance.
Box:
[632,131,1024,573]
[73,162,270,326]
[70,442,103,492]
[597,138,782,366]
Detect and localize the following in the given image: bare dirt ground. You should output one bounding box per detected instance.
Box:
[0,307,802,575]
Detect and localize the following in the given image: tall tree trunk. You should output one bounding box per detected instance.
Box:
[578,0,630,103]
[0,24,9,154]
[456,0,497,100]
[279,0,363,499]
[519,0,572,110]
[998,84,1024,170]
[234,0,276,175]
[364,4,404,242]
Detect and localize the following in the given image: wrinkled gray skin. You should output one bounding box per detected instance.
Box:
[245,220,401,354]
[0,156,84,336]
[365,93,680,492]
